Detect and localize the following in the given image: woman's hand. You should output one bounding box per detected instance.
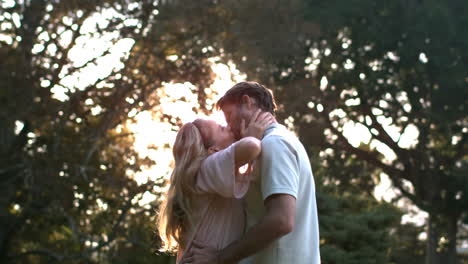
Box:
[180,240,220,264]
[240,110,275,139]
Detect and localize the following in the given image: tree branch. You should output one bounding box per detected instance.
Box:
[361,100,409,160]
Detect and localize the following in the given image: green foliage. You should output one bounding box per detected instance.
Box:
[318,189,401,264]
[389,222,426,264]
[0,0,214,262]
[1,0,465,263]
[311,150,402,264]
[214,0,466,262]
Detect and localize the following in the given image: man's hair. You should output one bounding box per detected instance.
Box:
[216,82,277,114]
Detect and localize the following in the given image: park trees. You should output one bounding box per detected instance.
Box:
[0,0,215,263]
[219,1,467,263]
[1,0,465,263]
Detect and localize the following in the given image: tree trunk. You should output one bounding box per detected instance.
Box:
[426,213,460,264]
[445,215,459,264]
[426,213,440,264]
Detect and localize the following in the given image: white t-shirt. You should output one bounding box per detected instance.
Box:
[242,124,321,264]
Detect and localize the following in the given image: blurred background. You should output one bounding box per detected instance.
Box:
[0,0,466,263]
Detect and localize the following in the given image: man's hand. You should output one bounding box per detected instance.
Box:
[214,194,296,264]
[240,110,275,139]
[180,240,220,264]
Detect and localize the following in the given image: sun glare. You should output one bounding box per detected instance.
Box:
[129,61,246,187]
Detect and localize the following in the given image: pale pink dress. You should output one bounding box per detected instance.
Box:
[176,142,250,263]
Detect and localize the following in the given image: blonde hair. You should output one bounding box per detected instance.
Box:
[157,120,209,252]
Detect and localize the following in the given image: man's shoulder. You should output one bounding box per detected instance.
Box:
[263,125,298,145]
[262,125,310,162]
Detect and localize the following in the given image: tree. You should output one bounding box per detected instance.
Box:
[389,222,426,264]
[313,152,403,264]
[130,0,449,262]
[0,0,217,262]
[152,2,416,262]
[3,0,464,263]
[214,0,467,263]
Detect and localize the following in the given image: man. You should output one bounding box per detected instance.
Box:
[183,82,320,264]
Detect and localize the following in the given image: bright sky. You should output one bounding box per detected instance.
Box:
[128,61,246,200]
[5,4,426,226]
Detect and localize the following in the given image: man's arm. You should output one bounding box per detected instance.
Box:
[217,136,299,263]
[182,193,296,264]
[218,193,296,264]
[182,133,298,264]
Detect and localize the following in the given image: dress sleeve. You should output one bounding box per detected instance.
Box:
[196,142,250,198]
[260,135,299,201]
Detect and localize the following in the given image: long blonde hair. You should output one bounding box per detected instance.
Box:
[157,120,209,252]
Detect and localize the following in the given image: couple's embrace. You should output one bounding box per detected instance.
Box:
[158,82,320,264]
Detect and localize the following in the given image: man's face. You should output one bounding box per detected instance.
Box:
[221,100,255,140]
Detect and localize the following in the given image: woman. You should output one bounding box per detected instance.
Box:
[158,112,272,263]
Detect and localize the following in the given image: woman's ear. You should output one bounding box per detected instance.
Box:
[208,146,220,155]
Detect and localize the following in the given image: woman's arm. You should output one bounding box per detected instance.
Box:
[234,137,261,169]
[233,111,275,169]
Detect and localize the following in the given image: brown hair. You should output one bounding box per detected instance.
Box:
[216,82,277,114]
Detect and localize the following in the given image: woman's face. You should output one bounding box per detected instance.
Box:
[200,119,235,151]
